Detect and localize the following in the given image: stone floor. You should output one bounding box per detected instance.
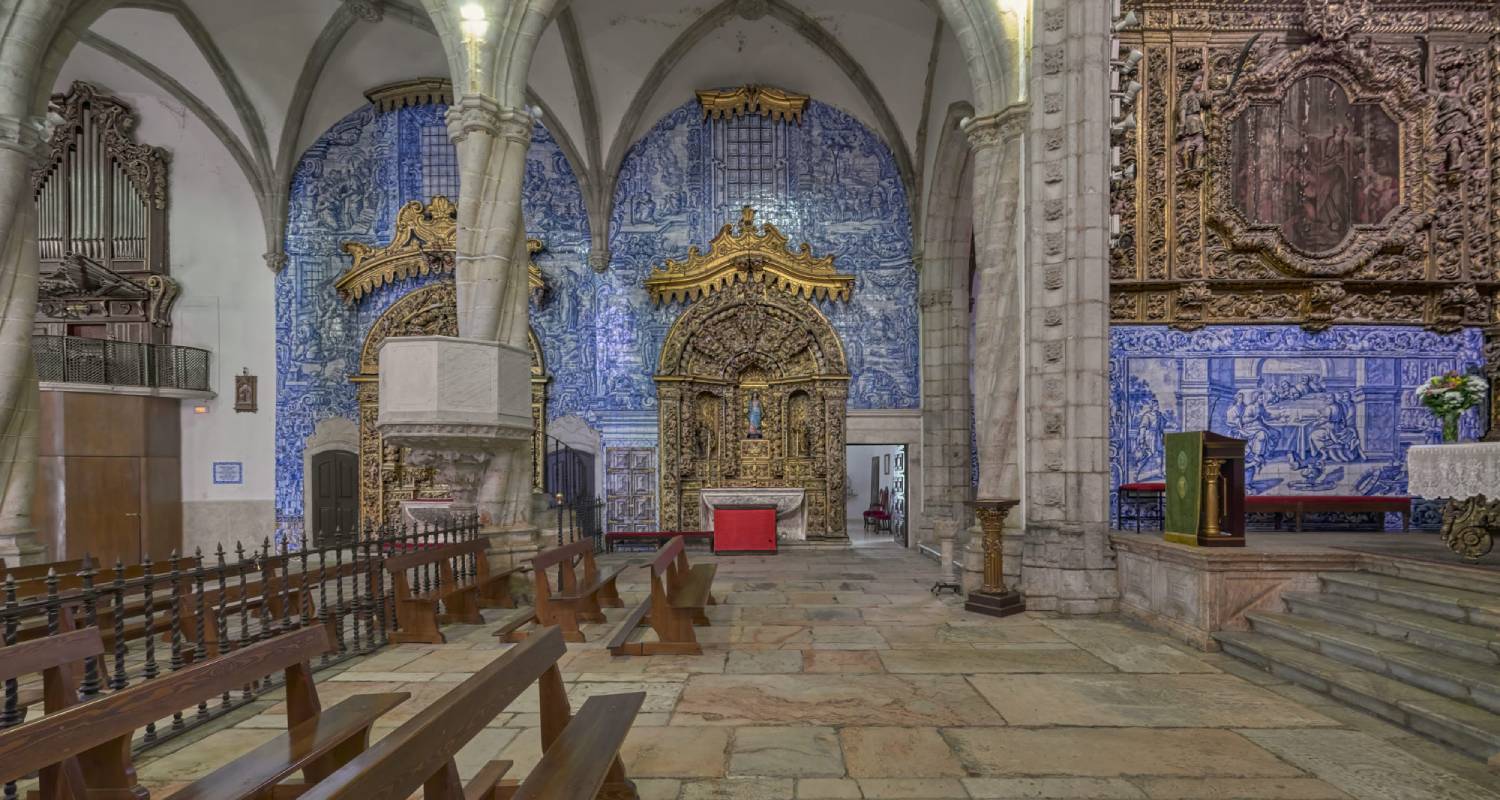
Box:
[132,540,1500,800]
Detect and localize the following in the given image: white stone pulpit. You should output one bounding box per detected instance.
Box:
[700,488,807,541]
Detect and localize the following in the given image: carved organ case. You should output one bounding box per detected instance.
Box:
[32,82,174,343]
[1113,1,1499,334]
[651,208,853,539]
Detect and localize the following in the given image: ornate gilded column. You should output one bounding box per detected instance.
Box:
[963,498,1024,616]
[0,113,50,565]
[1484,323,1500,442]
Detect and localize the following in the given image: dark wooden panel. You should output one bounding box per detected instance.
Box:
[60,393,143,457]
[63,457,141,564]
[141,456,181,560]
[143,397,179,458]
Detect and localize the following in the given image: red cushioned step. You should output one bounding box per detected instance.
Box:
[1119,482,1167,492]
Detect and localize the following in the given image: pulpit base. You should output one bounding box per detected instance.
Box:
[964,589,1026,618]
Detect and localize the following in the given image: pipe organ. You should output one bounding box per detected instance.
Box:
[32,82,172,344]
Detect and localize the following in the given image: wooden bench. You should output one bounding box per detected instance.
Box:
[385,540,488,644]
[0,556,94,582]
[0,625,407,800]
[299,626,644,800]
[604,531,711,553]
[510,541,626,644]
[1245,494,1410,532]
[608,536,717,657]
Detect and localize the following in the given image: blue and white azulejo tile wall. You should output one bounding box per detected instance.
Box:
[1109,325,1486,528]
[275,96,919,533]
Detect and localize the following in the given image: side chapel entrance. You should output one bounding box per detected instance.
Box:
[651,208,853,539]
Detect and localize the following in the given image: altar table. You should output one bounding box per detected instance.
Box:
[700,488,806,541]
[1407,442,1500,560]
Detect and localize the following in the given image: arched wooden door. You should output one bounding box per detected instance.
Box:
[310,449,359,543]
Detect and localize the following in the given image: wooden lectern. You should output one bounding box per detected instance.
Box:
[1163,431,1246,547]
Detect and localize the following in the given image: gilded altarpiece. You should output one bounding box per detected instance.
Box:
[651,209,852,539]
[340,196,549,527]
[1114,0,1500,432]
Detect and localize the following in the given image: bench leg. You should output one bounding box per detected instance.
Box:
[597,577,624,609]
[1402,510,1409,532]
[538,605,587,643]
[438,588,485,626]
[391,598,446,645]
[302,726,374,783]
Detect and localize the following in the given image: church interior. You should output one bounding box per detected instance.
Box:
[2,1,1500,798]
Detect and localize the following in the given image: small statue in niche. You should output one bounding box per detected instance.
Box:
[802,424,816,459]
[746,393,764,439]
[694,423,712,461]
[1176,74,1208,173]
[1435,70,1475,174]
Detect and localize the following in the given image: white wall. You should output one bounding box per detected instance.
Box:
[55,46,277,552]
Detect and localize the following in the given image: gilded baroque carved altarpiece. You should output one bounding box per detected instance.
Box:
[339,196,549,527]
[650,208,853,539]
[1114,0,1500,432]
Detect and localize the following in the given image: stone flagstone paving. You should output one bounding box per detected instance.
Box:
[133,541,1500,799]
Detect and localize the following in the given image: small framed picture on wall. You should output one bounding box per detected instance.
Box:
[883,454,891,475]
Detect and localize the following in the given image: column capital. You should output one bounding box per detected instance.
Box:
[446,96,532,145]
[0,112,52,161]
[263,250,289,273]
[588,248,611,273]
[962,103,1030,151]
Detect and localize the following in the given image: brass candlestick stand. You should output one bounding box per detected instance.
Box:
[963,498,1025,618]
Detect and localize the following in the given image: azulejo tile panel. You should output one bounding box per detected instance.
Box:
[275,98,918,533]
[1109,325,1486,529]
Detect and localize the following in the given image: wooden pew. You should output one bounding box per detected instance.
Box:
[385,541,486,644]
[299,626,644,800]
[0,625,408,800]
[468,542,528,609]
[513,541,626,644]
[607,536,717,656]
[0,556,94,583]
[0,627,105,797]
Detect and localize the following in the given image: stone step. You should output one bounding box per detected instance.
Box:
[1246,611,1500,714]
[1215,630,1500,764]
[1358,554,1500,597]
[1282,591,1500,666]
[1322,572,1500,631]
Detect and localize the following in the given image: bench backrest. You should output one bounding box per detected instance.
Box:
[0,624,332,787]
[649,536,685,573]
[299,626,569,800]
[1,557,93,583]
[531,540,590,571]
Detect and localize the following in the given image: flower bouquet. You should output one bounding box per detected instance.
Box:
[1414,371,1488,443]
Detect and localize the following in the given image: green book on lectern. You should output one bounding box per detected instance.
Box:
[1164,431,1204,542]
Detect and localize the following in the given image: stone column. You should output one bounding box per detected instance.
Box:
[1019,0,1118,613]
[964,105,1028,516]
[0,113,48,566]
[918,287,972,540]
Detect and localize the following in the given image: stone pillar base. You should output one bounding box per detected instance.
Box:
[0,527,46,566]
[1020,523,1120,615]
[961,520,984,593]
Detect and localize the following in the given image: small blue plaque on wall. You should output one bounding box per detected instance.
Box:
[212,462,244,485]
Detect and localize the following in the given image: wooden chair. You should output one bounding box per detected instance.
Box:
[862,488,892,533]
[510,541,626,644]
[608,536,717,656]
[385,541,486,644]
[0,625,408,800]
[299,626,643,800]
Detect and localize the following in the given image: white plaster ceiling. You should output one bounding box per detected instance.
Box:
[54,0,977,244]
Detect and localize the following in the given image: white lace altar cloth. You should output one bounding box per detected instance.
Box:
[1407,443,1500,499]
[700,488,806,541]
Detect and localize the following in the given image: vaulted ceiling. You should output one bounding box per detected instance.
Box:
[55,0,976,260]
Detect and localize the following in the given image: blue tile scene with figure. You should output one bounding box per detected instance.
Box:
[1109,325,1486,529]
[274,97,917,538]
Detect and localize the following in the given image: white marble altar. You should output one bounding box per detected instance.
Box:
[700,488,807,541]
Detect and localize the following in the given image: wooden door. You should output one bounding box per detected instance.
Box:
[605,448,656,532]
[311,450,359,543]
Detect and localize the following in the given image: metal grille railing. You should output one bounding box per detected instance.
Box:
[34,336,210,391]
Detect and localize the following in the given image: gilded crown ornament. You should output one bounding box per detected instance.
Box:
[696,86,809,124]
[645,207,854,305]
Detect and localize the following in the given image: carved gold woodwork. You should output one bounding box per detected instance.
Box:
[654,210,850,539]
[343,198,549,526]
[646,207,854,305]
[364,78,453,112]
[1113,1,1500,334]
[696,86,809,124]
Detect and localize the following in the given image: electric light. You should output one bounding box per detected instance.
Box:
[193,405,208,414]
[997,0,1029,17]
[459,3,488,41]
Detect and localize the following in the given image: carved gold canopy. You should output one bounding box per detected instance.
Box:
[337,195,545,303]
[696,86,808,124]
[646,207,854,305]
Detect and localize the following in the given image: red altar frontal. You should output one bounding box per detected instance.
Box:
[712,506,778,554]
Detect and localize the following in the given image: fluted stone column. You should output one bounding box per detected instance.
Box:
[965,105,1028,520]
[0,114,47,566]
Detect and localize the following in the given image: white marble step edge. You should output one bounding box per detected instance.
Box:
[1281,591,1500,666]
[1358,554,1500,596]
[1215,630,1500,763]
[1321,572,1500,632]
